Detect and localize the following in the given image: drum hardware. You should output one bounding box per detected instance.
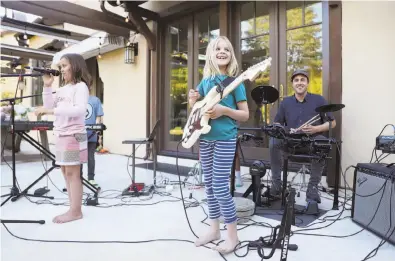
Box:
[315,103,345,114]
[251,186,298,260]
[250,85,279,128]
[315,103,345,139]
[289,103,345,135]
[241,124,338,207]
[242,160,272,208]
[235,101,345,210]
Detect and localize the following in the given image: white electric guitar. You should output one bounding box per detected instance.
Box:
[181,57,272,149]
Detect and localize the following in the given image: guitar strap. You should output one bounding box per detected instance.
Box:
[213,76,237,102]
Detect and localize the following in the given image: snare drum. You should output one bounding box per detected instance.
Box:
[283,131,311,155]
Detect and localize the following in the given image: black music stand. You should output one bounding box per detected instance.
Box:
[1,95,46,225]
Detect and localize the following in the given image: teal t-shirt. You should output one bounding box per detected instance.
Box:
[197,75,247,141]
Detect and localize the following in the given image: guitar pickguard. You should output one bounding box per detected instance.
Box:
[184,105,205,139]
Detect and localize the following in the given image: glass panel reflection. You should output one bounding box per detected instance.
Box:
[240,2,271,148]
[286,2,323,96]
[168,22,188,141]
[197,9,219,82]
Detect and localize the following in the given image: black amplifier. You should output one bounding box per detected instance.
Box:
[352,163,395,245]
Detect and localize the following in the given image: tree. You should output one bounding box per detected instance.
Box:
[286,4,322,96]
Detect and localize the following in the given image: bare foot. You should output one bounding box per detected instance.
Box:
[195,231,221,247]
[53,211,82,224]
[212,238,240,254]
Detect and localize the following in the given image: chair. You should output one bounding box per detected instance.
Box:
[122,120,160,185]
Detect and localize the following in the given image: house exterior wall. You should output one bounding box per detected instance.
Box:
[341,1,395,186]
[96,35,148,157]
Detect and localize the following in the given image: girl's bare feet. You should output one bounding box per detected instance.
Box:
[212,237,239,254]
[212,220,239,254]
[53,210,82,224]
[195,231,221,247]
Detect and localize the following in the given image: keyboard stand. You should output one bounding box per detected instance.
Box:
[9,131,100,203]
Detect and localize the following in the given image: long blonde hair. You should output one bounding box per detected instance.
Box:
[203,36,239,79]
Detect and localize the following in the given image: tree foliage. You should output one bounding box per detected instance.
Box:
[241,2,323,129]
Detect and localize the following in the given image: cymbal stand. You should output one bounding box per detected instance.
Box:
[259,97,270,148]
[321,113,340,210]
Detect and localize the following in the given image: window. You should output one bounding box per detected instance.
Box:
[167,20,189,142]
[162,7,219,150]
[196,11,220,81]
[240,1,272,131]
[286,1,323,95]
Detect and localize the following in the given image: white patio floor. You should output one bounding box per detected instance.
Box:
[1,141,394,261]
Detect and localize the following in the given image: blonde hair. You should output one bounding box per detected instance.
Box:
[203,36,239,79]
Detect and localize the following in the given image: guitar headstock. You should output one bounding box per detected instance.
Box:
[242,57,272,82]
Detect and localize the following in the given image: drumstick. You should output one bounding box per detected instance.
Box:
[290,114,320,134]
[299,115,320,129]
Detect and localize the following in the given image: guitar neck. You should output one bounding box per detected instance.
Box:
[205,77,244,110]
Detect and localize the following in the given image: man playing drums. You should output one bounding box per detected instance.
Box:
[269,69,336,204]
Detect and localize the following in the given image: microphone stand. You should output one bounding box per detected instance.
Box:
[0,73,43,77]
[1,95,45,225]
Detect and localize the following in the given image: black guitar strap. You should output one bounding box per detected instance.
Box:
[213,76,236,100]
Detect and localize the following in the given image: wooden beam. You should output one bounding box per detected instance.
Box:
[123,1,160,21]
[125,2,156,50]
[0,43,55,61]
[0,1,135,37]
[1,17,86,40]
[158,1,218,20]
[219,1,229,37]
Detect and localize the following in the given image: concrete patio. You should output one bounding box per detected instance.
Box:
[1,140,394,261]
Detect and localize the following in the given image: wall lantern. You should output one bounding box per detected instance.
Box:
[125,42,138,64]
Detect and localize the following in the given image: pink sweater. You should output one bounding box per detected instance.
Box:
[42,82,89,137]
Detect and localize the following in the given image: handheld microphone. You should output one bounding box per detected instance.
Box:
[24,66,61,76]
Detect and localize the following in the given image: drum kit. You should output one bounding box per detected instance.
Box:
[250,85,345,132]
[248,85,345,209]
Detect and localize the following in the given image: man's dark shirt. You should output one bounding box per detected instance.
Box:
[274,93,334,132]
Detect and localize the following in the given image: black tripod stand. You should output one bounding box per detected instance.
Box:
[248,186,298,260]
[1,95,46,225]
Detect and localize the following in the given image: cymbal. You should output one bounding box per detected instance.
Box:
[315,104,345,113]
[251,85,279,105]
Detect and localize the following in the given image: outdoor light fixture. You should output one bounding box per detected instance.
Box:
[125,42,138,64]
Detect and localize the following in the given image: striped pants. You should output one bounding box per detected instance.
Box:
[200,138,237,224]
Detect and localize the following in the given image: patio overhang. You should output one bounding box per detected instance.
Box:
[0,43,55,61]
[0,1,136,38]
[1,17,85,44]
[52,31,125,65]
[100,0,157,50]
